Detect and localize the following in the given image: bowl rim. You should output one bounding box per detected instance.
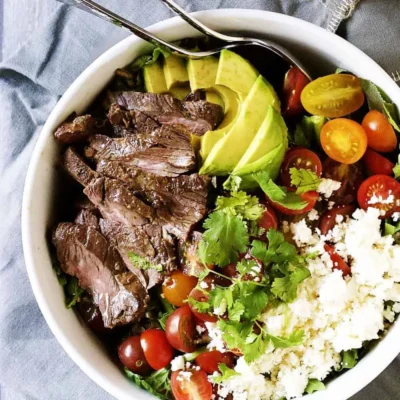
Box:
[21,8,400,400]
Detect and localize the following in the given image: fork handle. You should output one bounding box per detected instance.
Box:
[58,0,196,56]
[159,0,246,42]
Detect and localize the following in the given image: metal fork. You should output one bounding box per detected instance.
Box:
[59,0,311,79]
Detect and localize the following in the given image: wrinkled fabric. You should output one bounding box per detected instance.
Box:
[0,0,399,399]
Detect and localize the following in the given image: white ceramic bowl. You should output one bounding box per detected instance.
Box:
[22,9,400,400]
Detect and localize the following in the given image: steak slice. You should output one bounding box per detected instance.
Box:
[108,103,159,135]
[54,115,95,144]
[84,177,155,228]
[99,219,177,288]
[115,91,223,135]
[74,208,99,230]
[63,148,154,227]
[84,126,195,177]
[96,161,210,239]
[53,222,149,328]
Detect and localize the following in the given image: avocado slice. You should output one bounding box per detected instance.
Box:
[232,106,288,188]
[216,49,259,100]
[187,56,219,90]
[200,75,280,176]
[163,55,189,89]
[170,85,190,100]
[143,61,168,94]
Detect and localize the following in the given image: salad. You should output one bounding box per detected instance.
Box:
[51,42,400,400]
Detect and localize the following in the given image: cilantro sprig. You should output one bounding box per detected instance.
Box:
[289,168,321,194]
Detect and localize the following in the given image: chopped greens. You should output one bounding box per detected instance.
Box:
[128,253,163,272]
[125,368,171,399]
[290,168,321,194]
[212,363,240,384]
[65,276,85,309]
[337,349,359,371]
[305,379,326,394]
[216,191,264,221]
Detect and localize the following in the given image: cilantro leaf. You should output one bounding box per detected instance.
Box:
[217,320,253,351]
[223,175,242,192]
[128,253,163,272]
[271,266,311,303]
[305,379,326,394]
[212,363,240,384]
[188,295,210,313]
[198,211,249,267]
[290,168,321,194]
[209,286,234,312]
[236,259,259,277]
[253,171,308,211]
[236,282,269,321]
[216,191,264,221]
[269,330,304,348]
[125,368,171,399]
[242,331,270,363]
[338,349,359,370]
[228,302,245,322]
[361,79,400,132]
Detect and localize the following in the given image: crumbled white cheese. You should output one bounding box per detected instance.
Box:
[393,212,400,222]
[170,356,185,371]
[214,299,227,316]
[215,208,400,400]
[200,280,209,289]
[307,209,319,221]
[328,201,335,210]
[196,325,206,335]
[318,178,341,198]
[368,193,394,205]
[177,371,192,382]
[205,322,226,352]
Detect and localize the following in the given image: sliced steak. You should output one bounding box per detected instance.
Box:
[115,91,223,135]
[85,126,195,176]
[63,147,98,187]
[74,209,99,230]
[53,222,149,328]
[96,161,210,239]
[54,115,95,144]
[108,103,159,135]
[99,219,177,288]
[84,177,154,228]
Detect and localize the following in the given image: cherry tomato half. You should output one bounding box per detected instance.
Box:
[118,336,152,375]
[269,191,318,216]
[321,118,367,164]
[363,149,395,177]
[324,244,351,276]
[171,369,213,400]
[280,147,323,189]
[257,205,278,242]
[357,175,400,218]
[165,305,198,352]
[140,329,174,370]
[323,158,364,205]
[188,288,218,323]
[319,205,356,236]
[282,67,310,117]
[162,270,198,307]
[301,74,365,118]
[362,110,397,153]
[195,351,235,374]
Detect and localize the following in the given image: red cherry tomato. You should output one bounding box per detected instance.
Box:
[269,191,318,216]
[319,205,356,236]
[189,288,218,323]
[258,205,278,236]
[171,369,213,400]
[221,253,263,282]
[282,67,310,117]
[357,175,400,218]
[280,148,323,189]
[165,306,198,352]
[118,336,152,375]
[195,351,235,374]
[362,110,397,153]
[162,270,198,307]
[324,244,351,276]
[363,149,395,177]
[323,158,364,205]
[140,329,174,370]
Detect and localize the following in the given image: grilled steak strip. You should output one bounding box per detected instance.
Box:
[114,91,224,135]
[53,222,149,328]
[54,115,95,144]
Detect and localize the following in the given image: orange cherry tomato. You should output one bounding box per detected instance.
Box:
[269,191,318,216]
[282,67,310,117]
[162,270,198,307]
[140,329,174,370]
[362,110,397,153]
[357,175,400,219]
[171,369,213,400]
[320,118,367,164]
[165,305,198,353]
[301,74,365,118]
[363,149,395,176]
[195,351,235,374]
[324,244,351,276]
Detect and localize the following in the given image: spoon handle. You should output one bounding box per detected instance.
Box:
[58,0,196,56]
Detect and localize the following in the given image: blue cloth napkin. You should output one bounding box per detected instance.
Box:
[1,1,399,399]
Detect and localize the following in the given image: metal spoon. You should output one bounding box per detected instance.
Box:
[59,0,311,79]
